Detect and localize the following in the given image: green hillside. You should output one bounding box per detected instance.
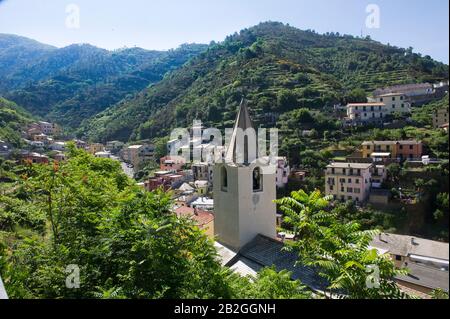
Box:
[79,22,449,142]
[0,97,34,146]
[0,34,208,128]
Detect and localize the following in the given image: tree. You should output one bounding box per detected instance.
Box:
[275,190,410,299]
[345,88,367,104]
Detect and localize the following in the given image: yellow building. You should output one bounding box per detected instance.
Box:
[361,141,398,158]
[87,143,105,155]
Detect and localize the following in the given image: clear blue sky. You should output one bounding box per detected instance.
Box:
[0,0,448,63]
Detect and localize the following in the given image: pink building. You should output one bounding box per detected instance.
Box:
[325,162,373,203]
[160,156,186,171]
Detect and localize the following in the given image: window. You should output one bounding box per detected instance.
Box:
[380,98,384,102]
[340,178,346,183]
[395,255,402,261]
[400,96,404,100]
[348,178,352,183]
[347,188,353,193]
[354,188,360,194]
[401,104,404,108]
[221,166,228,191]
[253,167,263,192]
[409,145,413,150]
[329,185,334,191]
[392,97,396,101]
[356,179,360,184]
[392,104,395,109]
[366,145,371,150]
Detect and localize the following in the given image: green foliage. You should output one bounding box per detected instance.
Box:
[275,189,410,299]
[0,97,34,146]
[345,88,367,103]
[1,146,311,299]
[230,267,311,299]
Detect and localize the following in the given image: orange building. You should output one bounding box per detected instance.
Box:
[396,140,423,160]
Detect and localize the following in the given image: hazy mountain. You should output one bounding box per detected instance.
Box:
[0,34,208,127]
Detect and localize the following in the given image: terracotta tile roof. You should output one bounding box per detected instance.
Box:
[175,206,214,227]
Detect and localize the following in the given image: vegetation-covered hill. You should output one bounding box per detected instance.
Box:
[0,33,208,128]
[79,22,449,142]
[0,97,34,146]
[0,33,56,91]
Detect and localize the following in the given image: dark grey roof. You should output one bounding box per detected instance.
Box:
[371,233,449,260]
[396,263,449,292]
[231,235,329,292]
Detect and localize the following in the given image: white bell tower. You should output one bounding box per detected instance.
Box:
[213,99,276,251]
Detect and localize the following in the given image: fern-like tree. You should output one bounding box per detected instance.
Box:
[275,189,410,299]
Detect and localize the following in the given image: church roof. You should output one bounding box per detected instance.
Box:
[225,99,257,165]
[217,235,329,293]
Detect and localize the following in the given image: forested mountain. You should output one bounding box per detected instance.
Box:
[79,22,449,142]
[0,97,34,146]
[0,33,56,91]
[0,34,208,128]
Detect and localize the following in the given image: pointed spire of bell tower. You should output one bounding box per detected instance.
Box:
[225,98,257,165]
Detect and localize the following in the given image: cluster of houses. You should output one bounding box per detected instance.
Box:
[337,81,449,128]
[324,139,429,205]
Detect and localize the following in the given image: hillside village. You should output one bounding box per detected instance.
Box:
[1,77,449,299]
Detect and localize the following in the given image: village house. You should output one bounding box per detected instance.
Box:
[361,140,423,161]
[87,143,105,155]
[105,140,124,153]
[38,121,54,135]
[95,151,112,158]
[194,180,209,195]
[370,233,448,298]
[373,83,434,98]
[144,170,185,192]
[52,151,66,162]
[20,152,49,164]
[433,107,449,129]
[192,162,213,183]
[325,162,374,203]
[33,133,49,144]
[49,141,66,151]
[369,93,411,115]
[346,102,388,124]
[121,144,155,169]
[160,156,186,172]
[174,206,214,238]
[73,139,88,149]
